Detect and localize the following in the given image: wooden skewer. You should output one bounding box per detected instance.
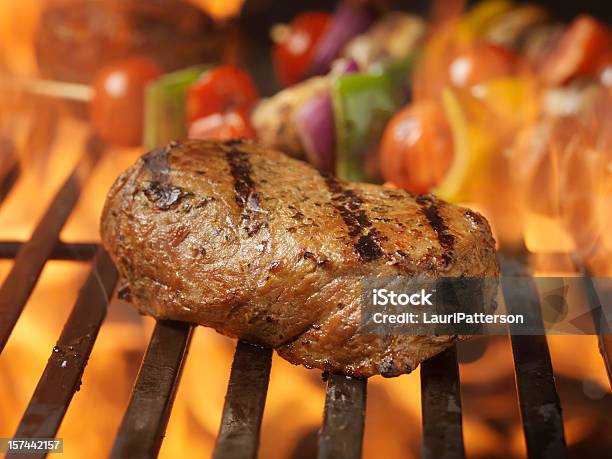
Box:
[0,75,94,102]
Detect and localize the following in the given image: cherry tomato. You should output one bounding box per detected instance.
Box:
[186,65,258,124]
[90,56,163,147]
[541,15,611,86]
[598,52,612,86]
[380,101,454,194]
[273,12,332,87]
[188,110,255,141]
[448,43,519,88]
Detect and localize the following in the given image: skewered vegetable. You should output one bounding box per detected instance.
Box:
[188,110,255,140]
[186,65,259,126]
[343,13,426,72]
[448,43,519,88]
[294,92,335,173]
[456,0,513,44]
[306,0,375,77]
[484,4,548,50]
[540,15,611,86]
[332,72,400,182]
[90,56,163,147]
[272,12,332,87]
[144,65,211,149]
[251,76,331,158]
[380,100,454,194]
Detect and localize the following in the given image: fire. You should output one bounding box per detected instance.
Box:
[0,1,610,458]
[0,0,41,77]
[189,0,245,20]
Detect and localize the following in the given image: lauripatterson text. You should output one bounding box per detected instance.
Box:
[371,312,524,325]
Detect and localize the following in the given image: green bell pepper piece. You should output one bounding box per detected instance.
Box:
[384,53,417,101]
[332,72,401,183]
[144,64,212,150]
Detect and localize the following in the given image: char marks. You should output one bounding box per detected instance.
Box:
[142,146,170,177]
[324,175,384,262]
[226,148,255,209]
[144,182,191,210]
[226,147,264,237]
[416,195,455,266]
[142,141,180,180]
[142,142,193,210]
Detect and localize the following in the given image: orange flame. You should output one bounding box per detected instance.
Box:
[0,1,610,458]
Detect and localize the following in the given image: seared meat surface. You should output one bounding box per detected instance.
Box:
[101,139,498,377]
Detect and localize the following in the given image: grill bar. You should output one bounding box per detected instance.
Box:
[0,240,98,260]
[420,344,465,459]
[573,260,612,388]
[0,135,103,354]
[574,264,612,387]
[0,138,19,206]
[111,320,193,459]
[599,335,612,389]
[510,335,567,459]
[213,341,273,459]
[500,254,568,459]
[318,374,367,459]
[9,248,118,458]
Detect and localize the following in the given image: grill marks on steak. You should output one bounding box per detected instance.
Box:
[141,142,193,211]
[416,194,456,268]
[101,139,499,377]
[323,174,385,262]
[226,147,266,237]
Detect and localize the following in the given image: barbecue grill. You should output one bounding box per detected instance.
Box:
[0,0,611,457]
[0,132,609,459]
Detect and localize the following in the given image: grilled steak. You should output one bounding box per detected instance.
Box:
[101,139,498,377]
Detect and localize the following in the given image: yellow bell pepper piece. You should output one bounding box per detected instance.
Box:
[456,0,513,44]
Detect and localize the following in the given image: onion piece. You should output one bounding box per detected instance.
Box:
[330,57,360,76]
[294,92,335,174]
[307,1,374,77]
[295,57,359,174]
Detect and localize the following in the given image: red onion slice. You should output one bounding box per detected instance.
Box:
[294,91,335,174]
[331,57,360,75]
[307,1,374,77]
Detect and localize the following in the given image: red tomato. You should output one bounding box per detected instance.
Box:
[598,52,612,86]
[90,56,163,147]
[273,12,332,87]
[186,65,258,124]
[448,43,519,88]
[541,15,611,86]
[380,101,454,194]
[188,110,255,141]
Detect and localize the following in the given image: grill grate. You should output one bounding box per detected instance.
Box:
[0,136,610,459]
[500,253,568,458]
[111,321,193,459]
[0,135,103,352]
[318,373,367,459]
[0,241,97,261]
[420,346,464,459]
[213,342,272,459]
[11,249,117,448]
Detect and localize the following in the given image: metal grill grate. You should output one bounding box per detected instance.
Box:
[0,135,610,459]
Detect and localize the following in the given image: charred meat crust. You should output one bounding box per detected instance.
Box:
[101,139,499,378]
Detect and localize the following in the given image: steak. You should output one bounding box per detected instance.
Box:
[101,139,498,377]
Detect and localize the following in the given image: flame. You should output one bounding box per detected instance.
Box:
[0,0,41,77]
[0,1,610,458]
[412,4,611,277]
[512,86,612,274]
[189,0,244,20]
